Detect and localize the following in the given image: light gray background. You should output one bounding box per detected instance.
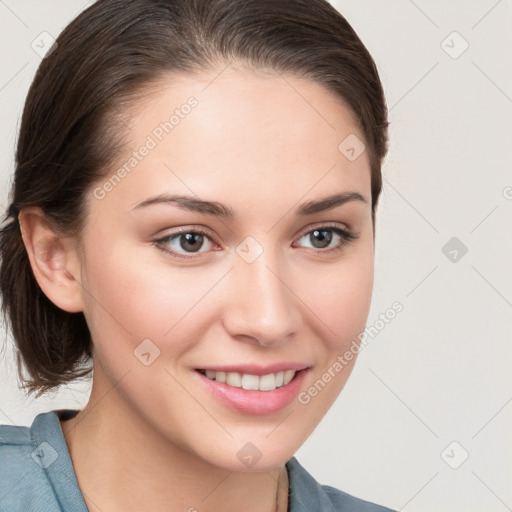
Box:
[1,1,511,511]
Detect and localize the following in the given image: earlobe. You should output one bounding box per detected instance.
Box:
[18,207,84,313]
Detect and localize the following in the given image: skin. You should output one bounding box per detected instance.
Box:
[20,64,374,512]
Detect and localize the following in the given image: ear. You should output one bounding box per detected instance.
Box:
[18,207,84,313]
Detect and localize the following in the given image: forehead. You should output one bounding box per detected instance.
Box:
[92,66,371,216]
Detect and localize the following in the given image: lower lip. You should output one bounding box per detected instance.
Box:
[195,369,309,415]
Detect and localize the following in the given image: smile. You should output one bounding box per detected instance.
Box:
[195,366,310,415]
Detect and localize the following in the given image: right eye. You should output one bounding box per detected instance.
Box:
[153,227,218,259]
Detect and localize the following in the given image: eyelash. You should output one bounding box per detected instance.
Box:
[153,223,358,260]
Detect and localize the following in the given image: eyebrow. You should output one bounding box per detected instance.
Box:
[132,191,367,218]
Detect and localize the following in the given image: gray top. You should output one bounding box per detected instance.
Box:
[0,409,396,511]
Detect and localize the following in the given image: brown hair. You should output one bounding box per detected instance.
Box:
[0,0,388,397]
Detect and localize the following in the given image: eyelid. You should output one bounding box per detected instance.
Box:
[295,221,353,238]
[153,225,218,243]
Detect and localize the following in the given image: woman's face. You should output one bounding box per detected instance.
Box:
[76,66,374,471]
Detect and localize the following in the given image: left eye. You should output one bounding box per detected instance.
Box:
[294,226,356,252]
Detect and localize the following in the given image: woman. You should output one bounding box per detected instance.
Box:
[0,0,394,510]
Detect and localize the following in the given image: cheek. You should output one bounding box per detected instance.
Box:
[79,239,224,366]
[292,247,373,419]
[299,239,374,352]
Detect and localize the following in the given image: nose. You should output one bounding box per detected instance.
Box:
[221,244,301,347]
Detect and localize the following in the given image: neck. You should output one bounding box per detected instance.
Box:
[60,369,288,512]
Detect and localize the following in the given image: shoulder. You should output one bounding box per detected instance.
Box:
[286,457,397,512]
[0,409,85,512]
[0,421,31,447]
[0,420,52,512]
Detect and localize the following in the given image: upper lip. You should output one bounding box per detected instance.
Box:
[195,362,311,376]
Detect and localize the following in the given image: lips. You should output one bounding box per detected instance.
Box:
[194,363,310,415]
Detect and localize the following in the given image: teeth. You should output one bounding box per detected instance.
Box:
[202,370,297,391]
[283,370,295,385]
[241,374,260,390]
[226,372,242,387]
[258,373,276,391]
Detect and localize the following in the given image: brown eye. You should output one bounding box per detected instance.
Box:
[308,228,333,249]
[154,228,216,259]
[295,225,357,253]
[177,232,206,252]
